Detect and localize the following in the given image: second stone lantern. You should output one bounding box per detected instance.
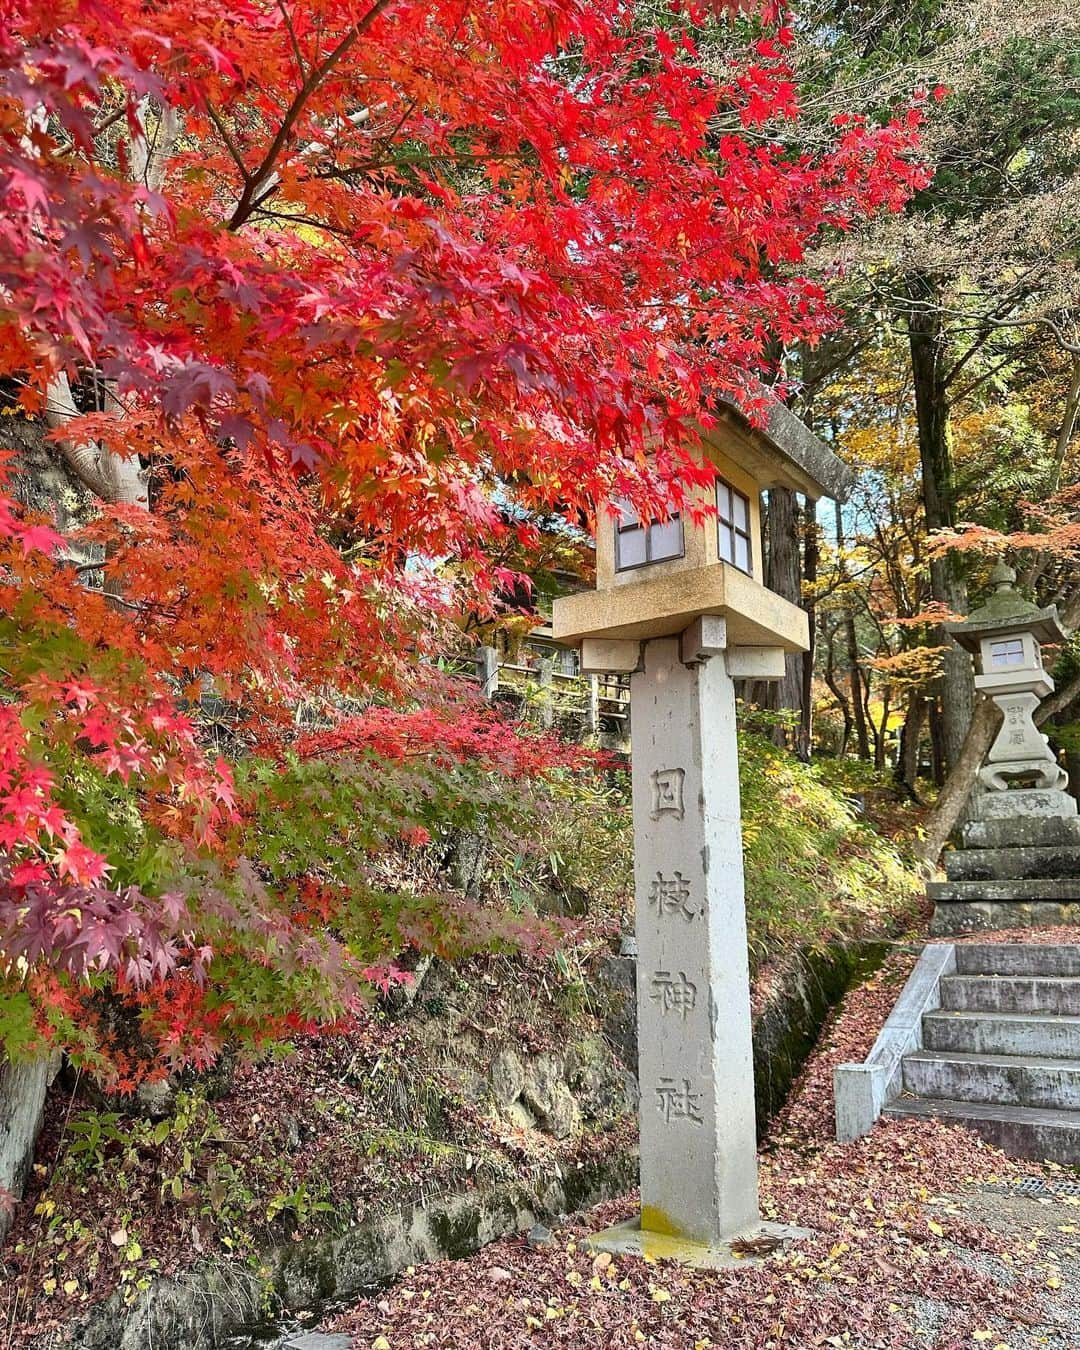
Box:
[552,399,852,1264]
[927,564,1076,935]
[946,561,1068,799]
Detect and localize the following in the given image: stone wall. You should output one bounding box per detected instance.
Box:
[35,1148,637,1350]
[17,943,868,1349]
[751,944,884,1128]
[0,1054,61,1243]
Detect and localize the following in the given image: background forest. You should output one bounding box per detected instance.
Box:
[0,0,1076,1097]
[762,0,1080,836]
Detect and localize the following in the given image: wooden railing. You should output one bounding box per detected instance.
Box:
[459,644,631,744]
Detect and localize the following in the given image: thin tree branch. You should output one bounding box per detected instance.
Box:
[949,351,1017,406]
[205,102,253,183]
[1038,670,1080,727]
[275,0,309,81]
[227,0,396,231]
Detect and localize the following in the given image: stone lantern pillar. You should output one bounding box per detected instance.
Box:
[552,398,853,1264]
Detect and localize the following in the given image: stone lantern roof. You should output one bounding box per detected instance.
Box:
[946,562,1067,653]
[712,396,854,504]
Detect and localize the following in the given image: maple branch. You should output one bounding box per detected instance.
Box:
[227,0,396,230]
[275,0,309,81]
[251,207,354,239]
[106,594,178,618]
[205,102,253,184]
[247,106,378,214]
[318,146,523,182]
[91,104,129,140]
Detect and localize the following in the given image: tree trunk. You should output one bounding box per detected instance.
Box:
[863,667,882,768]
[916,696,1002,874]
[895,690,927,799]
[845,617,871,761]
[1065,752,1080,807]
[45,372,148,508]
[832,502,871,759]
[1037,670,1080,727]
[928,699,946,786]
[1060,590,1080,633]
[0,1052,62,1243]
[822,621,852,756]
[43,103,178,514]
[1051,354,1080,492]
[918,629,1074,864]
[907,271,973,771]
[796,498,819,762]
[765,487,803,747]
[873,685,891,771]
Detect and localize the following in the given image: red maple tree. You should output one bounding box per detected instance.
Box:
[0,0,927,1073]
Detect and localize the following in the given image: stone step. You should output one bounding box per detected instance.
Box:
[883,1096,1080,1164]
[940,974,1080,1015]
[902,1049,1080,1110]
[944,845,1080,882]
[956,944,1080,977]
[930,901,1080,936]
[928,877,1080,903]
[922,1009,1080,1058]
[962,817,1080,851]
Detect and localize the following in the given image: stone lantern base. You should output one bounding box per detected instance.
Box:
[930,789,1080,935]
[975,788,1077,822]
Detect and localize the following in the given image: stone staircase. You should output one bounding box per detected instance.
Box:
[884,943,1080,1162]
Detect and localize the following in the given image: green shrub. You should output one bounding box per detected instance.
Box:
[740,731,921,965]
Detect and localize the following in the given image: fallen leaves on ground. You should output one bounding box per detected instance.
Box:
[328,940,1068,1349]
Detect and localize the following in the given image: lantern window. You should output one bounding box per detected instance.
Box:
[717,480,752,575]
[989,637,1026,668]
[613,500,685,572]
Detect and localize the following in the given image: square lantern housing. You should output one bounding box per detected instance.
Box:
[945,561,1067,700]
[553,398,854,654]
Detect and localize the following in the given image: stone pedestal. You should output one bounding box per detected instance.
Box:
[975,788,1077,821]
[931,565,1078,934]
[930,789,1080,935]
[588,619,806,1263]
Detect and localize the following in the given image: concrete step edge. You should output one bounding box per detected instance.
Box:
[961,828,1080,850]
[932,904,1080,937]
[884,1096,1080,1128]
[954,943,1080,973]
[904,1049,1080,1071]
[924,1010,1080,1025]
[942,974,1080,986]
[929,879,1080,900]
[948,845,1080,858]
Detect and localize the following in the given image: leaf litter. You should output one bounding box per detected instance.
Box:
[328,938,1078,1348]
